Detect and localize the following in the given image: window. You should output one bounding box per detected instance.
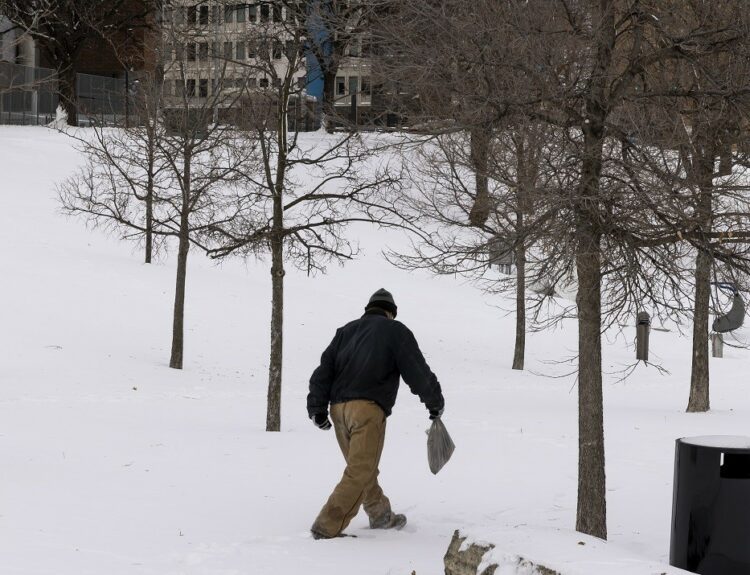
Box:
[236,41,246,60]
[199,5,209,25]
[175,44,185,60]
[336,76,345,96]
[273,3,281,22]
[186,79,196,97]
[272,41,282,60]
[186,43,196,61]
[198,42,208,61]
[235,4,246,23]
[297,76,306,90]
[362,40,372,58]
[199,79,208,97]
[248,3,257,21]
[348,41,359,57]
[259,77,269,88]
[175,6,186,24]
[239,77,257,90]
[175,79,183,96]
[187,5,197,25]
[224,41,232,60]
[285,40,295,59]
[361,76,371,94]
[272,77,281,88]
[260,3,270,22]
[348,76,358,96]
[248,41,257,59]
[224,4,234,23]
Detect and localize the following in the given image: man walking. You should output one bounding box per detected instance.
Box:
[307,288,445,539]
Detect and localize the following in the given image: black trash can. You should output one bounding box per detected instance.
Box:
[670,436,750,574]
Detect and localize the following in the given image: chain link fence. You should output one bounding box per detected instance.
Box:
[1,62,322,130]
[0,62,127,126]
[0,62,58,125]
[77,72,126,126]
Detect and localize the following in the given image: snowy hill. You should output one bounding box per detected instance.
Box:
[1,126,748,575]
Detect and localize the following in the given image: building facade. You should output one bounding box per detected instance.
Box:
[161,1,308,106]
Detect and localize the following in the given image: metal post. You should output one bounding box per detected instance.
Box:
[212,0,219,125]
[124,68,129,128]
[712,333,724,358]
[636,311,650,361]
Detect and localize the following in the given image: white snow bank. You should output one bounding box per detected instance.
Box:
[466,527,691,575]
[2,126,750,575]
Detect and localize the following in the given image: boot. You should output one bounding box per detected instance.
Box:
[311,529,357,540]
[369,511,407,530]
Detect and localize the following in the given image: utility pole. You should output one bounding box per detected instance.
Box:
[212,0,219,124]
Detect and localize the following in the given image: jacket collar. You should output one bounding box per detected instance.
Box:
[363,308,389,318]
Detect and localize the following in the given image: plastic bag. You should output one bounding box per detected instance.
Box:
[427,417,455,474]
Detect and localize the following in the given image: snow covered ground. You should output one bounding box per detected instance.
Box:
[1,126,748,575]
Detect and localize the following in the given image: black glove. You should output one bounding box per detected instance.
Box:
[311,413,332,430]
[429,408,444,420]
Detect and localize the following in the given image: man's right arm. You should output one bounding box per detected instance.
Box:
[307,329,341,418]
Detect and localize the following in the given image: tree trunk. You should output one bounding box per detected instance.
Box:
[686,136,715,413]
[575,223,606,540]
[58,65,78,126]
[267,230,285,431]
[512,216,526,371]
[468,124,492,227]
[512,134,534,371]
[575,113,607,542]
[266,93,288,432]
[687,159,714,412]
[573,0,613,541]
[688,248,711,412]
[575,144,608,537]
[169,214,190,369]
[575,105,607,541]
[145,141,155,264]
[169,151,191,370]
[145,187,154,264]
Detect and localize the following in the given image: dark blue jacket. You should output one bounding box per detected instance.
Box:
[307,309,445,417]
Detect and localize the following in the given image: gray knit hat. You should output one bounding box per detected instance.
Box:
[366,288,397,318]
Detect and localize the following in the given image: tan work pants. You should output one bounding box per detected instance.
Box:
[311,400,392,537]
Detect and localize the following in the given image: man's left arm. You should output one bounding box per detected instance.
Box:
[395,326,445,415]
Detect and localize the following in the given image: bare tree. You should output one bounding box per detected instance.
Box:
[373,0,545,370]
[385,121,554,372]
[58,92,171,263]
[60,16,250,370]
[507,0,750,537]
[380,0,750,540]
[615,4,750,412]
[204,1,405,431]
